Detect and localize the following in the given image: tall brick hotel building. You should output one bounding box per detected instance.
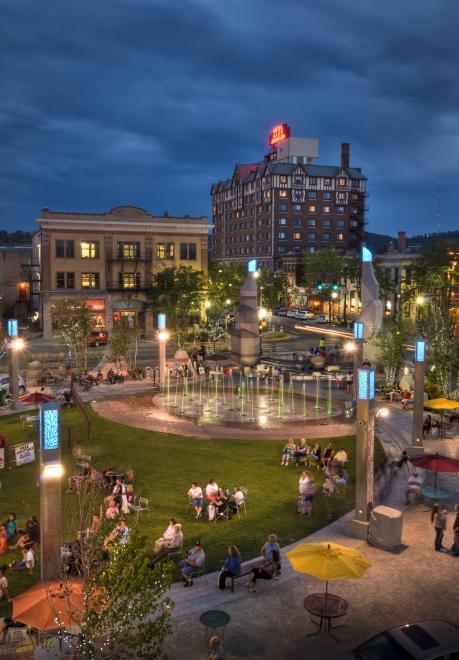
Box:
[211,124,367,273]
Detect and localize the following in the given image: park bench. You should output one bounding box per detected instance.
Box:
[229,559,281,593]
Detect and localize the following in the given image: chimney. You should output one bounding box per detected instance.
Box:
[398,231,406,251]
[341,143,350,169]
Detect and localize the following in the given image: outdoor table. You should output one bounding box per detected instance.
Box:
[199,609,230,640]
[303,592,349,639]
[421,486,450,502]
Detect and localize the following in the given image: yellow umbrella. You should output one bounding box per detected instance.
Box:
[424,398,459,410]
[286,542,371,597]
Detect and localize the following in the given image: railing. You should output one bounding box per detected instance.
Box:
[106,281,152,291]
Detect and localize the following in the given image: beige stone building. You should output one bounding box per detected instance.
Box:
[35,206,209,339]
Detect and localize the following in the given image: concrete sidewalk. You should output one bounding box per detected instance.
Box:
[164,405,459,660]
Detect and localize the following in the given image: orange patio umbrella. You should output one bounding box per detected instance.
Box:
[12,579,88,631]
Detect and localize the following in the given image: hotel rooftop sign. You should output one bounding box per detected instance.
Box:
[269,123,291,146]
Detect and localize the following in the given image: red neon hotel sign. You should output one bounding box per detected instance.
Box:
[269,123,291,146]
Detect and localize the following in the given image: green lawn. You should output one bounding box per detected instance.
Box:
[0,406,386,616]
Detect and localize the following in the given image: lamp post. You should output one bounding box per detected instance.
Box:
[157,314,169,387]
[411,338,426,448]
[352,321,364,399]
[7,319,22,410]
[345,367,375,539]
[39,402,63,580]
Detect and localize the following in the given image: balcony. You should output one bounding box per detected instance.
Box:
[107,281,151,292]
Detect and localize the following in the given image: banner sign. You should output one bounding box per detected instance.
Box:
[15,442,35,466]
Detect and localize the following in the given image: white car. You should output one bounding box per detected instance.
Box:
[0,373,26,396]
[295,310,315,320]
[286,309,298,318]
[314,314,329,323]
[342,619,459,659]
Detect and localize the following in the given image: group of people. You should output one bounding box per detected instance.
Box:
[281,439,347,472]
[432,504,459,556]
[0,515,41,578]
[188,480,245,521]
[104,472,135,519]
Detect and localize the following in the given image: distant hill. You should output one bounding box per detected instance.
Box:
[365,229,459,254]
[0,230,33,245]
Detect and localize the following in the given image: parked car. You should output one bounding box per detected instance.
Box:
[88,330,109,347]
[314,314,329,323]
[0,374,26,396]
[275,308,288,317]
[342,619,459,659]
[286,309,298,318]
[295,310,315,320]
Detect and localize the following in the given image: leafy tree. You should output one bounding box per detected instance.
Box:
[109,318,140,371]
[415,239,459,309]
[151,266,206,346]
[421,304,458,397]
[374,318,411,390]
[301,247,345,290]
[207,258,245,321]
[258,268,288,310]
[52,299,93,372]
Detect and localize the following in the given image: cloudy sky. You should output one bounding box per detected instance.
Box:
[1,0,459,235]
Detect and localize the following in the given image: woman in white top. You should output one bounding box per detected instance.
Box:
[298,470,312,495]
[205,480,219,499]
[154,518,178,553]
[188,482,204,518]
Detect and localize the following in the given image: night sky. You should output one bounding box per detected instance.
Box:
[2,0,459,235]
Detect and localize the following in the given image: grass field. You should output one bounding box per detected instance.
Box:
[0,405,386,616]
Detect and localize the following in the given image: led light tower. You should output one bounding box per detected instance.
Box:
[411,339,426,448]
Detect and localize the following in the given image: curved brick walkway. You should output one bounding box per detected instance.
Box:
[92,392,354,439]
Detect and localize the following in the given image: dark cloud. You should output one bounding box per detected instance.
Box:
[1,0,459,234]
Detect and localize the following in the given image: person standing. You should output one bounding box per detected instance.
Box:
[431,504,447,552]
[218,546,241,590]
[452,504,459,556]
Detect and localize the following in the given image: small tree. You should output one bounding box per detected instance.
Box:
[109,319,140,371]
[258,268,288,310]
[53,299,93,372]
[422,304,458,397]
[374,319,411,390]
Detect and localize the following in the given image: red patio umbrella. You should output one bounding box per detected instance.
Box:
[19,391,54,405]
[410,452,459,494]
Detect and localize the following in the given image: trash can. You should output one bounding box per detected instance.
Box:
[0,390,5,407]
[368,505,403,551]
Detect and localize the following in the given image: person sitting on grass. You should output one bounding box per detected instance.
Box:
[323,476,338,496]
[180,540,205,587]
[333,448,348,467]
[0,527,8,555]
[247,549,281,593]
[205,479,219,500]
[149,524,183,568]
[10,519,40,550]
[320,444,334,470]
[218,545,241,590]
[0,567,9,602]
[66,461,91,493]
[10,547,35,574]
[281,439,296,466]
[188,482,204,519]
[228,486,244,515]
[293,439,309,466]
[4,514,19,541]
[105,498,119,520]
[103,520,130,549]
[154,519,177,553]
[215,489,229,518]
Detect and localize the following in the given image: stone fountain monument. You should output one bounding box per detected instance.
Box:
[231,260,261,367]
[359,246,384,362]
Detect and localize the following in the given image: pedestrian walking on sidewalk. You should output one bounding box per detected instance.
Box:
[431,504,447,552]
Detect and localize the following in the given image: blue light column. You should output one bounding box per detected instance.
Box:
[412,339,426,447]
[157,314,168,387]
[39,402,63,580]
[352,321,365,399]
[7,319,20,409]
[346,368,375,539]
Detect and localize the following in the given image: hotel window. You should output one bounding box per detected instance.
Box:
[308,205,316,213]
[55,240,74,258]
[180,243,197,260]
[81,241,100,258]
[307,232,316,240]
[292,190,304,202]
[120,273,140,289]
[307,219,316,226]
[322,219,331,227]
[294,175,304,185]
[279,175,287,184]
[336,206,345,214]
[81,272,100,289]
[157,243,165,260]
[324,178,331,187]
[307,246,316,253]
[279,190,287,198]
[350,220,359,228]
[278,246,287,254]
[323,192,332,200]
[337,219,345,228]
[278,231,287,240]
[308,191,317,199]
[338,193,346,203]
[279,203,287,211]
[352,179,360,189]
[322,233,331,241]
[338,177,347,187]
[293,204,302,212]
[351,193,359,201]
[279,218,287,225]
[336,233,344,241]
[323,206,331,213]
[293,232,301,240]
[117,241,140,259]
[293,246,301,254]
[293,218,302,227]
[309,177,317,187]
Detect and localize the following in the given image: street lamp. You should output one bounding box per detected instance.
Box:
[352,321,365,399]
[7,321,24,409]
[412,338,426,448]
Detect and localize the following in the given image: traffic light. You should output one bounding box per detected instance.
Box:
[332,283,339,291]
[317,282,324,291]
